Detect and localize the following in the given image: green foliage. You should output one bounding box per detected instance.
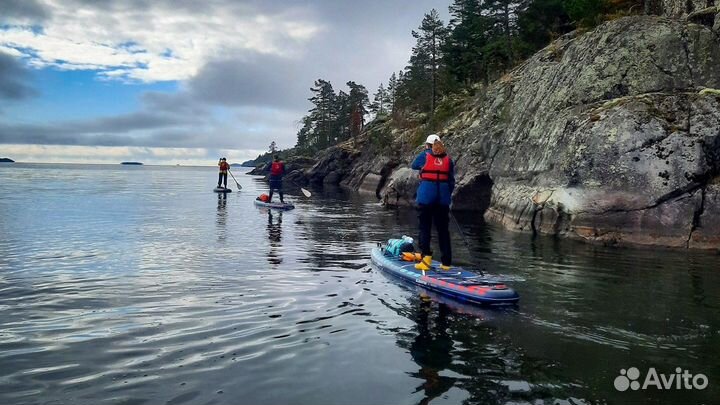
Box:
[368,126,393,150]
[295,79,369,154]
[519,0,572,51]
[293,0,637,153]
[431,94,467,130]
[563,0,606,27]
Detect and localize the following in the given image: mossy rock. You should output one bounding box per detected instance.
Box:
[699,88,720,97]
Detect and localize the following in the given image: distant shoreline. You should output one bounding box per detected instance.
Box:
[0,162,224,168]
[0,158,15,163]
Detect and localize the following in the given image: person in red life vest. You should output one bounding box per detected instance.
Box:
[268,155,285,203]
[411,134,455,271]
[217,157,230,189]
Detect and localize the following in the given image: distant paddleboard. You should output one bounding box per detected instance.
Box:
[254,200,294,210]
[214,187,232,193]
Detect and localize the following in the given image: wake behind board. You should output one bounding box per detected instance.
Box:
[254,200,295,210]
[371,246,519,306]
[214,187,232,193]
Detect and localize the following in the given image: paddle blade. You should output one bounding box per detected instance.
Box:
[301,187,311,197]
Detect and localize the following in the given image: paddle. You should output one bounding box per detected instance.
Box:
[449,211,484,276]
[228,169,242,191]
[288,179,311,197]
[298,185,311,198]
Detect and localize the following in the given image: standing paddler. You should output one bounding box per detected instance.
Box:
[217,157,230,189]
[268,155,285,203]
[411,134,455,271]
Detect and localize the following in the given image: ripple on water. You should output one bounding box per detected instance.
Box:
[1,165,719,404]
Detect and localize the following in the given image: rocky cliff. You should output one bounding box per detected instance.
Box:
[281,12,720,249]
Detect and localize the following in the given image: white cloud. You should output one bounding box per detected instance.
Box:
[0,45,24,57]
[0,0,323,82]
[0,144,264,165]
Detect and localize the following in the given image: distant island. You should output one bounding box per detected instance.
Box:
[121,161,143,165]
[230,163,243,167]
[240,159,262,167]
[0,158,15,163]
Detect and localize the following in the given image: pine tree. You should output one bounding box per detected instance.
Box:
[371,83,387,117]
[410,9,449,114]
[445,0,493,85]
[386,73,398,114]
[346,81,369,144]
[308,79,337,149]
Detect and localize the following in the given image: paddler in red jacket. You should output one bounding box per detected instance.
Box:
[217,157,230,189]
[268,155,285,203]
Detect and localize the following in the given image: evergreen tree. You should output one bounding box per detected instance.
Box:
[386,73,398,114]
[370,83,387,116]
[404,9,449,114]
[334,90,350,142]
[445,0,492,85]
[518,0,571,54]
[346,81,369,143]
[308,79,337,149]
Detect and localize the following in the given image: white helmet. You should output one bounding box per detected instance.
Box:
[425,134,441,145]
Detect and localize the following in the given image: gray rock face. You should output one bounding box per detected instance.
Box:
[305,145,361,185]
[380,16,720,249]
[381,168,419,207]
[302,16,720,249]
[657,0,718,17]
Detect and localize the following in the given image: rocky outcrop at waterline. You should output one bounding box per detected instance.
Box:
[260,15,720,250]
[443,15,720,250]
[247,156,316,185]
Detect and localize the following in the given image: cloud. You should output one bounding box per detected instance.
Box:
[0,144,263,165]
[0,0,452,163]
[1,0,49,22]
[0,102,299,150]
[188,55,311,110]
[0,0,322,82]
[0,51,37,100]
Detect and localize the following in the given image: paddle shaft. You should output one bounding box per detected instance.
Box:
[289,179,311,197]
[228,169,242,190]
[449,211,484,276]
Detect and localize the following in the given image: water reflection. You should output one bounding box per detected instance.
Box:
[1,165,719,405]
[408,295,456,405]
[216,193,227,242]
[267,210,283,266]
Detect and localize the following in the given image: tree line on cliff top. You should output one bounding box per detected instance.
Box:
[285,0,640,156]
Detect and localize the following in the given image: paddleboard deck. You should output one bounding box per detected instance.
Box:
[370,246,519,306]
[214,187,232,193]
[254,200,295,210]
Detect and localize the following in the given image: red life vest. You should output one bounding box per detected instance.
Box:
[219,162,229,173]
[420,153,451,182]
[270,161,284,176]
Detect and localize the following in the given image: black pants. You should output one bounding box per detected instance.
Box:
[218,172,227,187]
[268,179,284,202]
[418,204,452,266]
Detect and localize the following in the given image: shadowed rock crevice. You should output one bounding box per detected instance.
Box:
[451,174,493,212]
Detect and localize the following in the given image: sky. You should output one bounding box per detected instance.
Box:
[0,0,451,165]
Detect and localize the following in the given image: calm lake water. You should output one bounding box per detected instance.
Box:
[1,163,718,405]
